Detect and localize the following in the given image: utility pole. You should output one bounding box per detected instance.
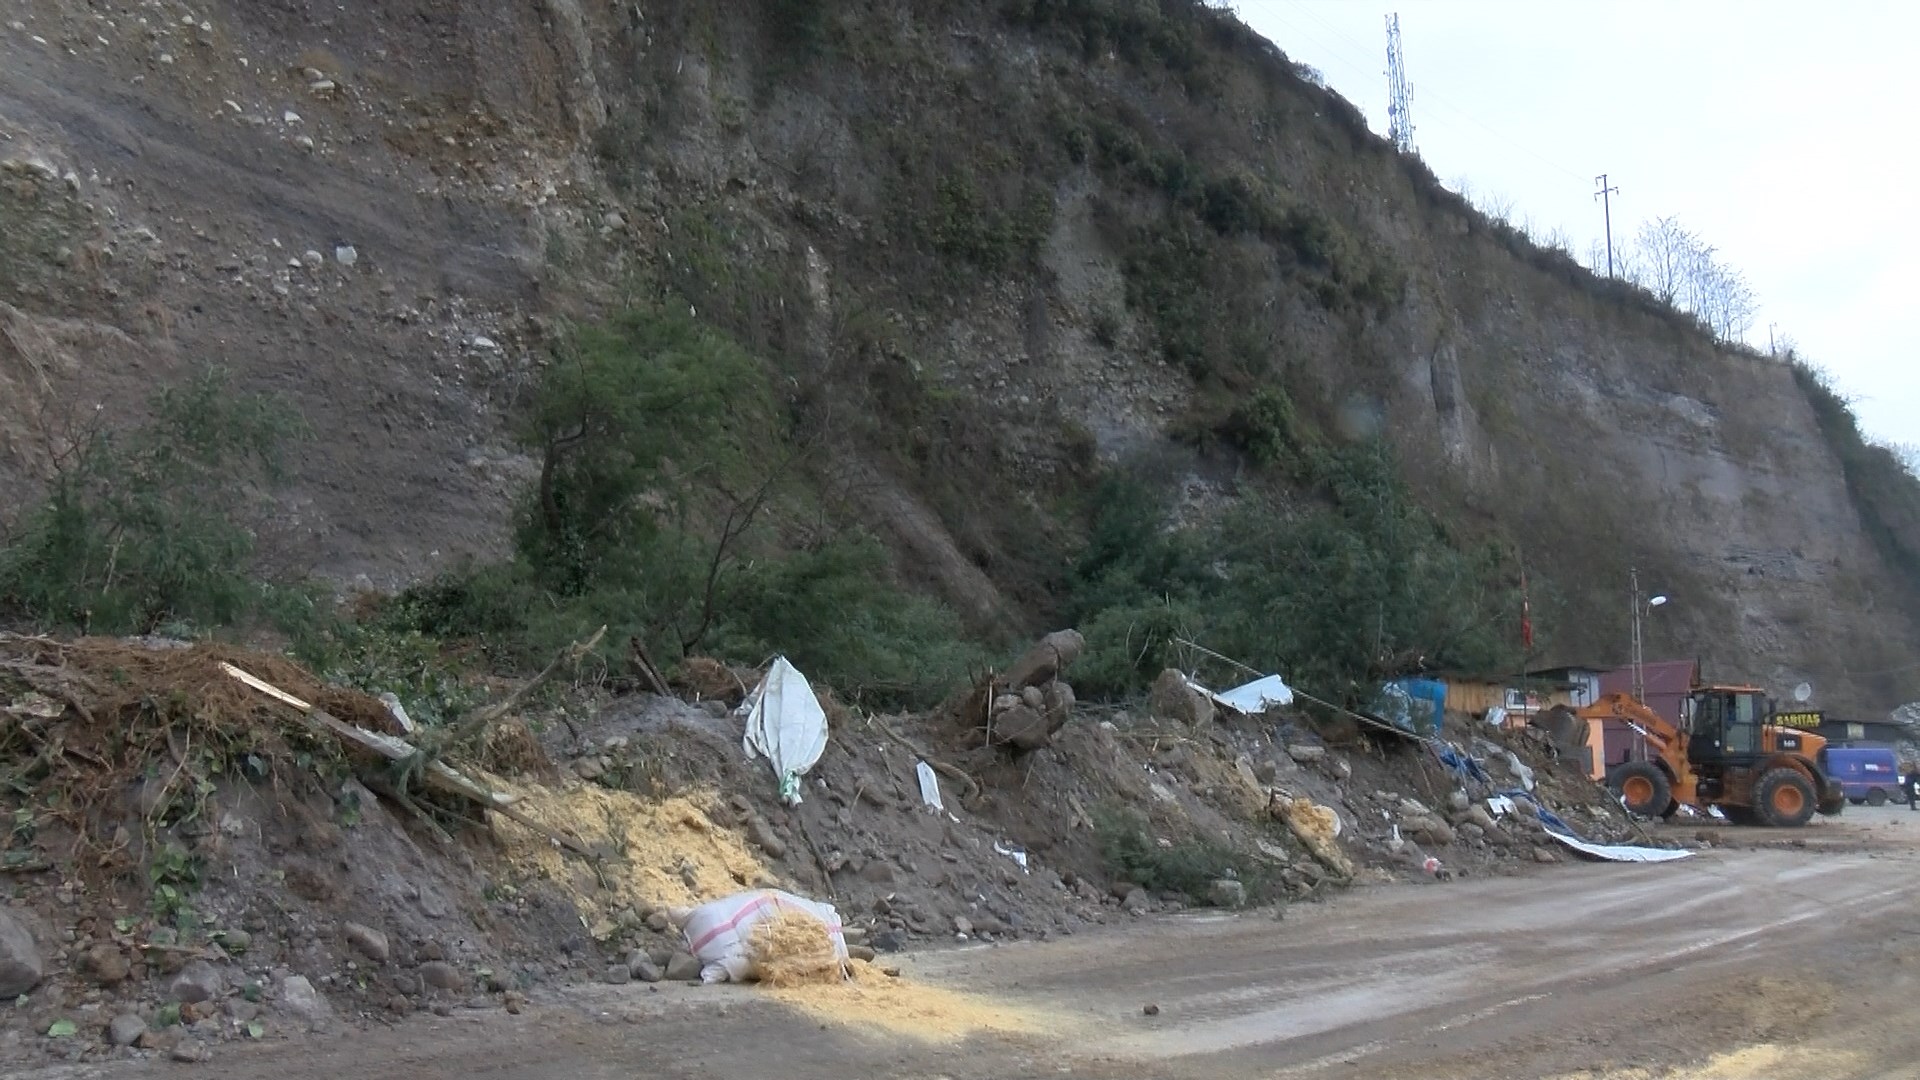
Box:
[1630,566,1646,703]
[1593,174,1619,278]
[1385,14,1414,154]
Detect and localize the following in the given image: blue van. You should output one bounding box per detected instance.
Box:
[1823,746,1902,805]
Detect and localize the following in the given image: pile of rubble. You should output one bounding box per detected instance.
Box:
[0,629,1672,1068]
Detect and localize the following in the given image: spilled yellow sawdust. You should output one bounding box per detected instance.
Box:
[488,781,768,922]
[765,960,1049,1042]
[1547,1045,1861,1080]
[748,911,844,987]
[1271,794,1353,877]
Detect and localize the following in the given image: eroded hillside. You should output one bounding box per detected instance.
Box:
[1,0,1915,714]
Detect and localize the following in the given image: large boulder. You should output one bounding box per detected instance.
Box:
[0,907,42,997]
[1150,669,1214,727]
[1002,630,1085,691]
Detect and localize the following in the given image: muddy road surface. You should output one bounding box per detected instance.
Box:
[21,810,1920,1080]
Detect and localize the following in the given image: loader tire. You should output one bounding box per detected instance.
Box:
[1607,761,1671,819]
[1755,768,1818,828]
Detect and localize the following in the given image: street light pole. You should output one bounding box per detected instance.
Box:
[1631,568,1645,703]
[1630,567,1669,704]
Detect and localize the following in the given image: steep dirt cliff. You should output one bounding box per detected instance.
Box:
[1,0,1914,714]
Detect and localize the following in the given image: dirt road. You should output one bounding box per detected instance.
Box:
[21,809,1920,1080]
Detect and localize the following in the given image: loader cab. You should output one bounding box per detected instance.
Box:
[1684,686,1770,768]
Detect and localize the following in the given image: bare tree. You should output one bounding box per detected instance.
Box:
[1633,216,1697,305]
[1693,260,1757,342]
[1475,190,1517,223]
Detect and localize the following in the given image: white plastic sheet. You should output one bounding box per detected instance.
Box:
[741,657,828,806]
[1209,674,1296,714]
[1544,831,1694,863]
[915,760,944,811]
[681,889,849,984]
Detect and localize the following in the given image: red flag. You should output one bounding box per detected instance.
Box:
[1521,569,1534,650]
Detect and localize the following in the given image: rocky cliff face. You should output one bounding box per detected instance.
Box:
[1,0,1913,713]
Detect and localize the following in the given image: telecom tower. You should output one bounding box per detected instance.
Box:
[1385,13,1414,154]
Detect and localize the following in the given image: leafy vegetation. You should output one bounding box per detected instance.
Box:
[1093,803,1264,901]
[1066,437,1523,701]
[357,306,983,709]
[0,367,314,636]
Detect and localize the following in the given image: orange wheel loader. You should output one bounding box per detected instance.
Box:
[1536,685,1846,827]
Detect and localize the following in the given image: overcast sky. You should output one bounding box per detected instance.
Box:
[1234,1,1914,447]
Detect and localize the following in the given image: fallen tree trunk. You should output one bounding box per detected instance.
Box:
[221,663,596,858]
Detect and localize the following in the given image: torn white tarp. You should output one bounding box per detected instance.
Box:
[740,657,828,806]
[1545,831,1694,863]
[915,760,944,811]
[1209,674,1295,715]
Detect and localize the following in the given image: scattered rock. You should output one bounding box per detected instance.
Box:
[1532,846,1560,864]
[505,991,527,1014]
[1149,668,1214,726]
[1121,888,1151,915]
[1003,629,1085,690]
[1466,805,1499,832]
[1286,744,1327,764]
[645,911,672,933]
[1143,1003,1161,1016]
[80,943,130,986]
[870,930,905,953]
[218,929,252,954]
[859,860,896,885]
[344,922,390,964]
[171,1039,211,1063]
[107,1013,146,1047]
[747,817,788,860]
[169,960,223,1004]
[309,78,337,96]
[664,952,702,982]
[420,961,465,991]
[277,975,333,1027]
[952,916,973,937]
[333,244,357,267]
[1208,879,1248,909]
[847,944,876,962]
[1402,815,1455,847]
[629,959,663,983]
[604,964,631,985]
[0,907,43,996]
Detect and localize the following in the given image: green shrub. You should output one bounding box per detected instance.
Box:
[1219,386,1302,468]
[0,367,310,636]
[515,306,776,597]
[1093,804,1260,900]
[1063,443,1523,702]
[711,536,984,709]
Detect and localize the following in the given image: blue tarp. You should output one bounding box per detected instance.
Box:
[1374,678,1447,735]
[1433,741,1492,784]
